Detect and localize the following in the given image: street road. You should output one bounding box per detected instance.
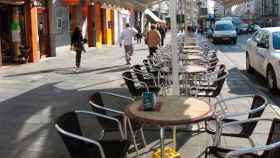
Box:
[203,34,280,106]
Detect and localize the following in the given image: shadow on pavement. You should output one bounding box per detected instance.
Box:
[4,65,126,77]
[0,81,194,157]
[239,69,280,105]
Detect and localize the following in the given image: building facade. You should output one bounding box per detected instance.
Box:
[255,0,280,26]
[0,0,133,68]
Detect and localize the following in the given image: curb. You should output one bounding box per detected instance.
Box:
[218,50,280,117]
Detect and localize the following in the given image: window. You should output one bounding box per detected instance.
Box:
[215,24,234,31]
[254,31,263,43]
[261,32,270,48]
[272,32,280,50]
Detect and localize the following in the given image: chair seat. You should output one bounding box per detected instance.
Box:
[206,146,260,158]
[101,140,131,158]
[206,118,249,138]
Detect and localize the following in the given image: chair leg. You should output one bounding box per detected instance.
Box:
[124,117,128,139]
[248,137,255,147]
[140,128,147,147]
[127,119,140,158]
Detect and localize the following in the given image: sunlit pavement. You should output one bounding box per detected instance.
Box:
[0,33,279,157]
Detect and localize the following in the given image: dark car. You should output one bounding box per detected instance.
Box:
[248,24,261,33]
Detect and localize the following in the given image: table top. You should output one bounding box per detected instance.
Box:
[179,65,207,74]
[183,46,201,49]
[125,96,213,126]
[182,49,203,54]
[179,54,202,60]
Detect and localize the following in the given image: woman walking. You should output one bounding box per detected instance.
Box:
[71,27,86,69]
[145,24,161,57]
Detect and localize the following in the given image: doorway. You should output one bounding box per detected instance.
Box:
[37,7,50,58]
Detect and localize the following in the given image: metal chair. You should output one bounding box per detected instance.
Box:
[189,68,228,102]
[55,110,130,158]
[205,118,280,158]
[89,92,147,157]
[122,71,160,97]
[133,65,166,89]
[205,95,268,146]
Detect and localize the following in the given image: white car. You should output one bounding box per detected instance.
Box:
[213,20,237,44]
[246,27,280,92]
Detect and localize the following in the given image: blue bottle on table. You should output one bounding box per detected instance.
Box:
[143,92,154,111]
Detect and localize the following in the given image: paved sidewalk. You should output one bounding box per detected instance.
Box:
[0,34,279,158]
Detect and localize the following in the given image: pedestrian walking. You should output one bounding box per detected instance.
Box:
[119,23,137,65]
[136,26,142,44]
[145,24,161,57]
[71,27,86,69]
[157,24,166,46]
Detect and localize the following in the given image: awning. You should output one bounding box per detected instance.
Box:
[144,8,163,22]
[0,0,24,5]
[92,0,163,10]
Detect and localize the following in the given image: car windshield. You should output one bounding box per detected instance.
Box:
[215,24,234,31]
[241,24,248,28]
[272,32,280,50]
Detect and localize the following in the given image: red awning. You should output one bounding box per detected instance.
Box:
[0,0,24,5]
[63,0,80,5]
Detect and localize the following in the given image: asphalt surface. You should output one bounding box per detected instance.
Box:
[203,33,280,106]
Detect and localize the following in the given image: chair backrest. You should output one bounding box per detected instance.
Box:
[240,95,267,138]
[143,59,152,73]
[248,95,266,119]
[262,119,280,158]
[55,112,99,158]
[122,71,139,97]
[212,71,227,97]
[89,92,106,115]
[133,65,145,82]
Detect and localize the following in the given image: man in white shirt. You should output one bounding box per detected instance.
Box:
[119,23,137,65]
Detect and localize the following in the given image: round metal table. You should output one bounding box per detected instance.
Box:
[179,65,207,74]
[183,46,201,50]
[125,96,214,158]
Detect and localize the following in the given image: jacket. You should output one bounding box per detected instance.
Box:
[146,30,161,48]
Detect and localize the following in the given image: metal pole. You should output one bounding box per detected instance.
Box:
[170,0,180,95]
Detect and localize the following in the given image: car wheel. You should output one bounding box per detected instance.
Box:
[267,67,278,93]
[213,38,217,44]
[246,53,254,73]
[233,38,237,44]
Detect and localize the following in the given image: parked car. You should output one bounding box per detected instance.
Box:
[246,27,280,92]
[221,16,242,34]
[212,20,237,44]
[206,28,213,38]
[240,23,249,34]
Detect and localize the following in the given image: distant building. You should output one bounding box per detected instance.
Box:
[229,1,256,23]
[255,0,280,26]
[213,1,225,19]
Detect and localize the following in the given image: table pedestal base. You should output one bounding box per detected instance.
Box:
[152,147,181,158]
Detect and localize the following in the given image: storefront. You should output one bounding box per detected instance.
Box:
[0,0,50,67]
[0,2,26,66]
